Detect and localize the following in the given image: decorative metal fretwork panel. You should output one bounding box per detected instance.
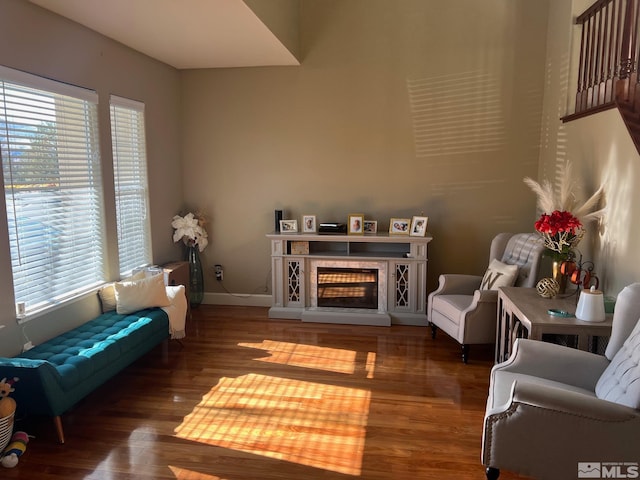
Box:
[395,263,410,308]
[287,260,302,304]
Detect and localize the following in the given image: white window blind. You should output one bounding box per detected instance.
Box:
[110,95,152,276]
[0,66,105,315]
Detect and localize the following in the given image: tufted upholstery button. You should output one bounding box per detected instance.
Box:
[596,326,640,409]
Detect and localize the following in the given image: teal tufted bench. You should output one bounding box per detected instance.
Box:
[0,307,169,443]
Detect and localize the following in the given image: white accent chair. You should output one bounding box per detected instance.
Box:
[482,282,640,480]
[428,233,545,363]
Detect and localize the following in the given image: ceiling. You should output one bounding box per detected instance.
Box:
[28,0,300,70]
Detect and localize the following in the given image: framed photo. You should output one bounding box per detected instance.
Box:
[410,216,428,237]
[389,218,411,235]
[363,220,377,234]
[302,215,317,233]
[348,214,365,235]
[279,219,298,233]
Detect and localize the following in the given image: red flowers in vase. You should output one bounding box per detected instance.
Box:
[534,210,584,256]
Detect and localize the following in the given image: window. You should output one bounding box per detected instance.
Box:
[110,95,152,276]
[0,66,105,315]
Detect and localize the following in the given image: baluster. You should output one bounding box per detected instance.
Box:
[586,15,595,109]
[602,4,607,102]
[593,8,603,106]
[598,5,609,104]
[606,0,620,102]
[577,14,587,112]
[633,0,640,108]
[615,0,624,77]
[631,0,639,71]
[618,0,635,101]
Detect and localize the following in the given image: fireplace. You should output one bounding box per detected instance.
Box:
[267,232,431,326]
[317,267,378,310]
[309,259,388,314]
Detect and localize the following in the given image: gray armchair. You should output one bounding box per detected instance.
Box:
[482,282,640,480]
[428,232,545,363]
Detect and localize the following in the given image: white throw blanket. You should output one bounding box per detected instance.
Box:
[162,285,188,339]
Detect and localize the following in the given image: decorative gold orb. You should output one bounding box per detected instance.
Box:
[536,278,560,298]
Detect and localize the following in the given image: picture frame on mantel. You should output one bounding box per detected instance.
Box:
[348,214,364,235]
[389,218,411,235]
[302,215,317,233]
[410,216,428,237]
[279,219,298,233]
[363,220,377,234]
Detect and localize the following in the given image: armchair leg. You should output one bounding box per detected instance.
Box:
[486,467,500,479]
[461,344,469,363]
[430,323,437,339]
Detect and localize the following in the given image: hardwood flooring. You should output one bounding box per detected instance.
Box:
[5,306,530,479]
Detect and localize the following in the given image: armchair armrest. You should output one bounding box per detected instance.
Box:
[492,338,610,391]
[490,380,639,422]
[431,274,483,296]
[0,357,64,416]
[470,288,498,305]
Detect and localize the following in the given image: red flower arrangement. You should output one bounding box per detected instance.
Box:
[534,210,584,256]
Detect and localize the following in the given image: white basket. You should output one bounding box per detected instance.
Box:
[0,412,15,451]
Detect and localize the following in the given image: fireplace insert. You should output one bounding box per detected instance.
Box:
[317,267,378,309]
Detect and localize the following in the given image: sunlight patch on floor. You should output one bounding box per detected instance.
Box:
[168,465,223,479]
[174,373,370,475]
[239,339,361,375]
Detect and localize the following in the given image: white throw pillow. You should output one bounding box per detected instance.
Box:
[98,284,117,312]
[480,259,519,290]
[98,271,147,313]
[114,273,171,314]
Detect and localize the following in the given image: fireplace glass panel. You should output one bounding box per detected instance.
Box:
[317,267,378,309]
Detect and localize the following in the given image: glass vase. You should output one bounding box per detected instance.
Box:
[186,245,204,308]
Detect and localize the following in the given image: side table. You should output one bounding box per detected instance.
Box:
[496,287,613,363]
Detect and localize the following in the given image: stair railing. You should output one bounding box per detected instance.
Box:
[573,0,640,115]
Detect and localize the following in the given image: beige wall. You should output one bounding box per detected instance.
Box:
[181,0,550,298]
[539,0,640,296]
[0,0,183,356]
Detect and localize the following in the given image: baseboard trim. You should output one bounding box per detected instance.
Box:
[202,292,272,307]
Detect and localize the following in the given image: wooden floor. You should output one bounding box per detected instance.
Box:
[5,306,530,480]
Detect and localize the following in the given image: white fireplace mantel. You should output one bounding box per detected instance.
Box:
[266,232,432,326]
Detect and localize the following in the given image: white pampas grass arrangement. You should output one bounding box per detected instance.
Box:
[523,161,605,223]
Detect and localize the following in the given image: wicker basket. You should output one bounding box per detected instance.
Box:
[0,412,15,452]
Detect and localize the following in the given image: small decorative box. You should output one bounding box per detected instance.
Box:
[291,241,309,255]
